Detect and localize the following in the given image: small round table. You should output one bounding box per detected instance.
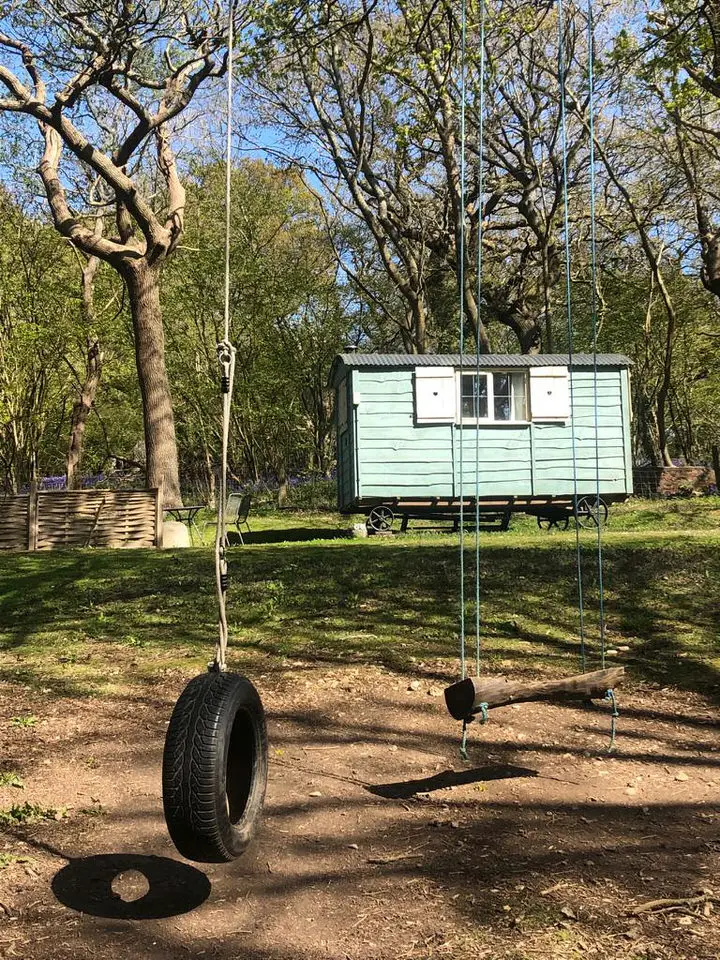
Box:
[163,505,205,544]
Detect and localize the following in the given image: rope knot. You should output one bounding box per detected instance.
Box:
[604,688,619,753]
[217,340,235,394]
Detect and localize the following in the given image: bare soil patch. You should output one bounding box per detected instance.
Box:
[1,666,718,960]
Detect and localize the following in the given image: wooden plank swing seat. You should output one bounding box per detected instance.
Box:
[444,666,625,721]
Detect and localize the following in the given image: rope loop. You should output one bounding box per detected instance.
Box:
[478,702,489,724]
[604,688,619,753]
[217,340,234,394]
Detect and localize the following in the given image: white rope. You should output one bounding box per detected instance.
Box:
[214,0,236,671]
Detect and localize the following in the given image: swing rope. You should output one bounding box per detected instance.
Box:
[455,0,617,753]
[585,0,615,744]
[474,0,486,681]
[458,0,486,759]
[213,0,237,673]
[458,0,467,682]
[586,0,608,669]
[557,0,587,673]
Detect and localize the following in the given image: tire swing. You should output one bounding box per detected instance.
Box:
[445,0,623,755]
[162,7,267,864]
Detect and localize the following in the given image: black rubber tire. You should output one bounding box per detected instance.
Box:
[162,671,268,863]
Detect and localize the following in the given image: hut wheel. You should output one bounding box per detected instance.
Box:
[536,514,570,532]
[575,495,609,529]
[367,505,395,533]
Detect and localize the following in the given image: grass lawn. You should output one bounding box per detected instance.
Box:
[0,496,718,701]
[1,496,718,960]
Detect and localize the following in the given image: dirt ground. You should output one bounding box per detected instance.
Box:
[0,664,718,960]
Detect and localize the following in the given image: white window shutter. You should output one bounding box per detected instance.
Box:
[530,366,570,420]
[415,367,456,423]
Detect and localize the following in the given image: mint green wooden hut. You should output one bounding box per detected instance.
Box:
[330,353,633,530]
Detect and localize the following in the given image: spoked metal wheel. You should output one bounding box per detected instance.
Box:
[575,495,609,529]
[367,505,395,533]
[537,514,570,532]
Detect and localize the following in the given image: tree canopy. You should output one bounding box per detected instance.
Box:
[0,0,717,489]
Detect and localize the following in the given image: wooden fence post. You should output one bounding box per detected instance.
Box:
[27,482,39,552]
[155,482,164,548]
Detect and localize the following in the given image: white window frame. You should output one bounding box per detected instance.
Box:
[456,369,530,425]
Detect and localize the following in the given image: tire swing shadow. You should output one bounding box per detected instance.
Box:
[51,853,211,920]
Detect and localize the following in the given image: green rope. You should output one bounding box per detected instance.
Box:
[474,0,486,679]
[604,688,619,752]
[458,703,489,761]
[557,0,587,673]
[586,0,607,670]
[458,0,467,682]
[460,719,469,761]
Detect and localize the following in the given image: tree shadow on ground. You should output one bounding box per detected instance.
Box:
[2,682,718,960]
[0,537,717,705]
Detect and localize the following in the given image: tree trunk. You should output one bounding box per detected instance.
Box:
[277,463,288,507]
[122,259,182,506]
[66,337,103,489]
[204,441,216,508]
[712,445,720,492]
[655,383,674,467]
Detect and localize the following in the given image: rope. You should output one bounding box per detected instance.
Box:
[604,688,619,752]
[458,0,467,681]
[557,0,587,672]
[586,0,607,668]
[213,0,236,672]
[474,0,486,680]
[460,719,469,761]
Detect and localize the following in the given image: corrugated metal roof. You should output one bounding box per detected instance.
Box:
[330,352,632,384]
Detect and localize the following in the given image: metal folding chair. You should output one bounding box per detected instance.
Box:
[227,493,251,544]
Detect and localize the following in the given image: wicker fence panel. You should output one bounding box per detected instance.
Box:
[0,496,29,551]
[0,488,161,551]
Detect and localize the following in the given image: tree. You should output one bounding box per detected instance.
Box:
[0,1,255,503]
[0,190,71,491]
[254,0,595,354]
[163,160,352,496]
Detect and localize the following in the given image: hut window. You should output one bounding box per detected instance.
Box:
[459,372,527,423]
